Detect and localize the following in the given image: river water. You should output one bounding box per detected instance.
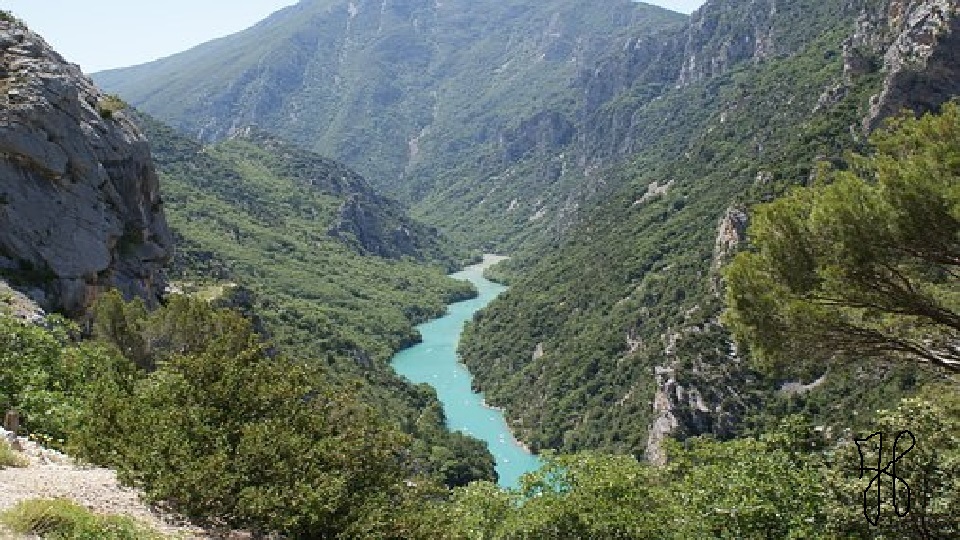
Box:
[390,255,542,488]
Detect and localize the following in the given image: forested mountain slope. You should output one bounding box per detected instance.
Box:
[414,0,886,248]
[93,0,959,461]
[139,113,470,356]
[460,0,960,457]
[92,1,687,250]
[93,0,682,218]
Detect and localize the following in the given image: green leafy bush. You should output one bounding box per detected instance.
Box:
[822,385,960,539]
[0,315,126,446]
[70,292,440,538]
[96,95,126,120]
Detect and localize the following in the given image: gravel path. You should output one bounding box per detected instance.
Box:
[0,429,206,539]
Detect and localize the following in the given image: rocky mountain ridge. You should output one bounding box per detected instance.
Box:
[0,17,171,315]
[416,0,880,250]
[857,0,960,129]
[93,0,683,196]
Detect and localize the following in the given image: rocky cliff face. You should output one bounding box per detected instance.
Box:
[676,0,779,86]
[858,0,960,130]
[644,208,752,464]
[328,193,417,259]
[0,18,172,316]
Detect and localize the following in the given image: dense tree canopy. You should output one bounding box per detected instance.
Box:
[69,292,443,538]
[725,103,960,375]
[422,390,959,539]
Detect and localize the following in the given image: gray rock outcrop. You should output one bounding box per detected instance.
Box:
[0,18,172,316]
[861,0,960,131]
[710,206,749,295]
[676,0,780,87]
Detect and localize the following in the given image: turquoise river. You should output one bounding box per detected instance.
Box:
[390,255,542,488]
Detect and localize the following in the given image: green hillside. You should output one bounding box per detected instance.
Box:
[459,0,958,455]
[133,113,495,488]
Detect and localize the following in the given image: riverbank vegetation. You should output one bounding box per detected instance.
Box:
[1,104,957,538]
[425,388,958,539]
[5,301,955,538]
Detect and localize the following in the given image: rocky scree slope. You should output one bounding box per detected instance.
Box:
[459,0,960,459]
[0,17,172,316]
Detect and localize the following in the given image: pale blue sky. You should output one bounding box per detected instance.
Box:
[3,1,706,73]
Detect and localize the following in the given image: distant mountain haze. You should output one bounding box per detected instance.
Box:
[93,1,685,205]
[4,2,706,72]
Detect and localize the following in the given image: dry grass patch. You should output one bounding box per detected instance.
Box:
[0,499,168,540]
[0,438,27,469]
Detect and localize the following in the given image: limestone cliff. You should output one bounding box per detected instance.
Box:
[676,0,780,86]
[0,17,172,316]
[857,0,960,130]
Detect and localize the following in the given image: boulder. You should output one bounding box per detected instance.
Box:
[0,20,172,315]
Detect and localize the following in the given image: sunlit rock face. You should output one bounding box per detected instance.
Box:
[0,18,172,316]
[860,0,960,130]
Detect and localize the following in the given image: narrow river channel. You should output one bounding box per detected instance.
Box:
[390,255,542,488]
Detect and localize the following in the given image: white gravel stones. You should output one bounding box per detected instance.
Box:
[0,428,204,538]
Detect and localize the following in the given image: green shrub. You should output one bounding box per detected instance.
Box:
[0,498,166,540]
[97,95,126,120]
[823,385,960,538]
[0,314,129,447]
[71,293,430,538]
